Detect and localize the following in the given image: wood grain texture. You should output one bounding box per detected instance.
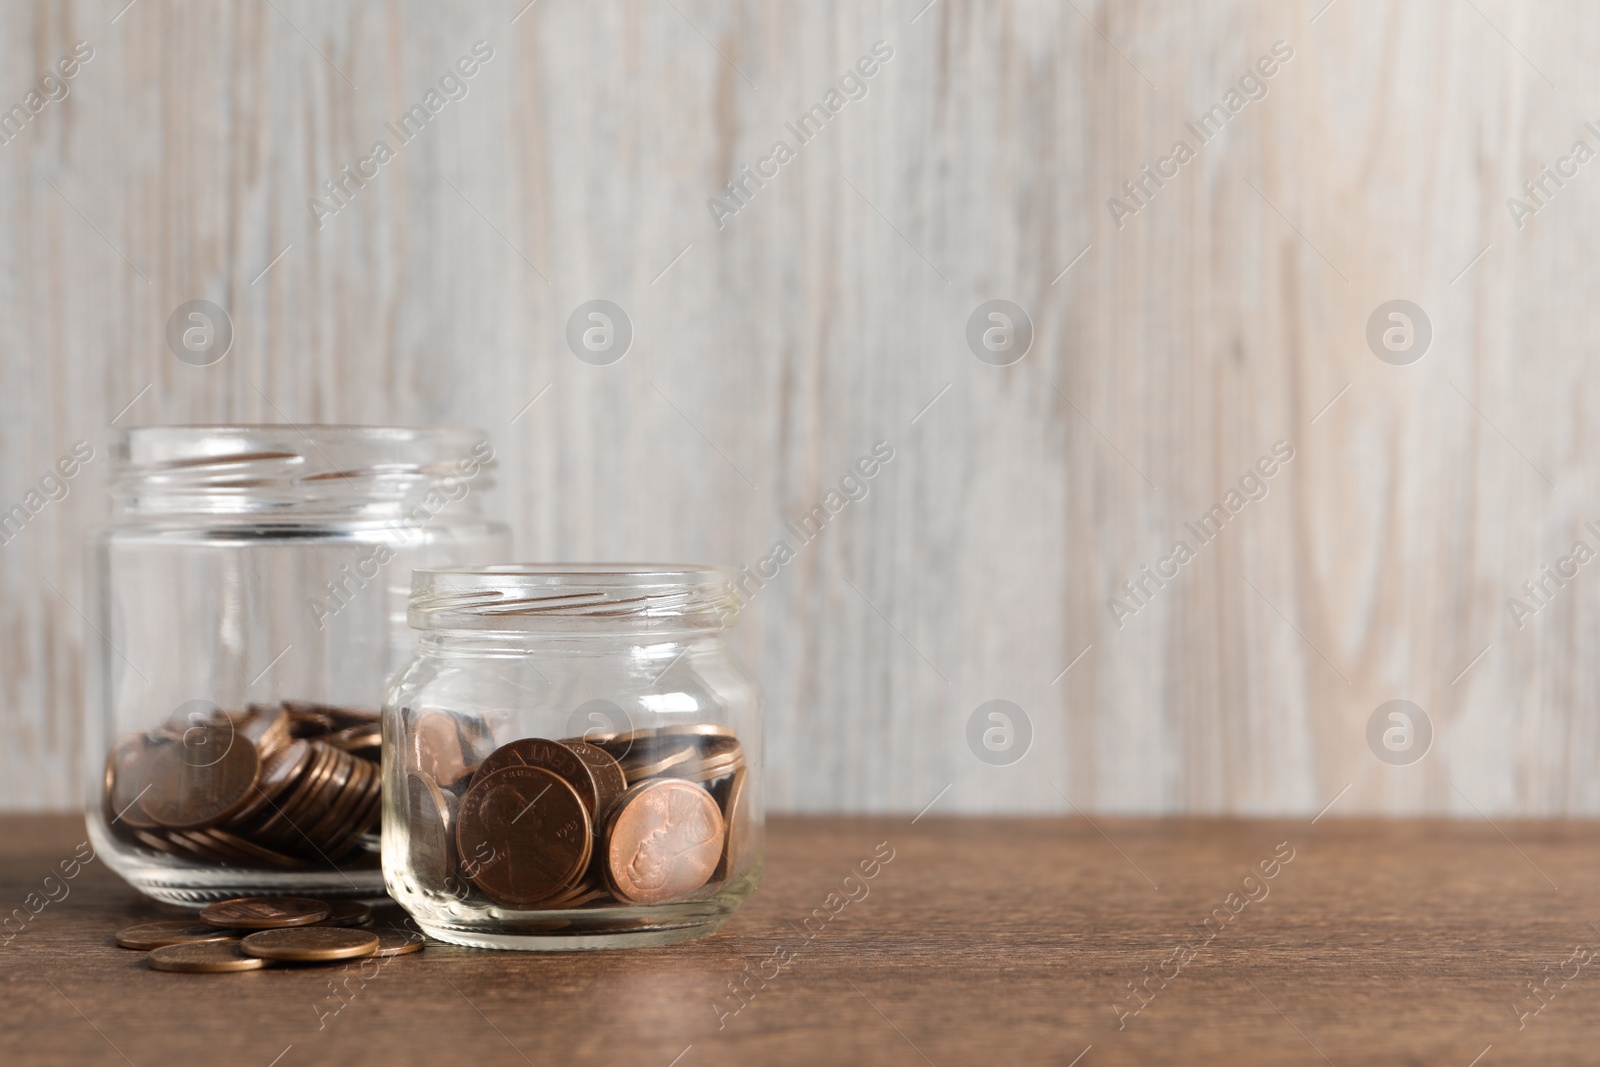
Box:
[0,1,1596,814]
[5,813,1600,1065]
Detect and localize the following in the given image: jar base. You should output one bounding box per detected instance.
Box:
[415,916,730,951]
[117,868,388,906]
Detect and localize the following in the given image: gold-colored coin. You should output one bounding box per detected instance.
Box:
[200,896,331,929]
[241,926,379,962]
[115,920,239,951]
[147,940,269,973]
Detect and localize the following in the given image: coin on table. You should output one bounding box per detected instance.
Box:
[200,896,332,929]
[471,738,600,819]
[148,940,269,973]
[370,927,427,957]
[241,926,379,962]
[116,920,240,951]
[606,779,725,905]
[316,900,373,928]
[560,741,627,823]
[456,765,592,906]
[141,722,262,830]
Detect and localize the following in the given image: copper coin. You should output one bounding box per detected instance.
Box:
[617,743,699,782]
[241,926,379,962]
[471,738,600,819]
[605,779,725,905]
[405,770,457,891]
[225,738,313,828]
[105,735,162,830]
[116,920,239,951]
[371,927,426,957]
[456,765,591,906]
[561,741,627,823]
[715,767,753,882]
[409,711,468,787]
[141,722,261,830]
[148,940,269,973]
[317,900,373,928]
[599,723,735,755]
[200,896,332,929]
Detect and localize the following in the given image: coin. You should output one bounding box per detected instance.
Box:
[105,735,162,830]
[200,896,332,929]
[456,765,591,906]
[224,738,313,827]
[241,926,379,962]
[561,741,627,824]
[471,738,600,819]
[141,722,261,830]
[115,920,239,951]
[410,711,468,787]
[715,767,753,882]
[605,779,725,905]
[405,770,456,891]
[317,900,373,928]
[147,940,269,973]
[371,927,426,957]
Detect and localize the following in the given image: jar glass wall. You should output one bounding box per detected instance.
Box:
[382,565,763,951]
[86,425,509,904]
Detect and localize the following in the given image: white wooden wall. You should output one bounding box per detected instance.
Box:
[2,0,1595,815]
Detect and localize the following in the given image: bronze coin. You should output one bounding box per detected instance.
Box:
[605,779,725,905]
[141,722,261,830]
[371,927,426,957]
[200,896,332,929]
[471,738,600,819]
[409,711,468,787]
[599,723,735,756]
[105,735,162,830]
[561,741,627,823]
[116,920,239,951]
[225,738,314,828]
[147,940,269,973]
[239,703,292,758]
[405,770,457,891]
[715,767,753,882]
[241,926,379,962]
[456,765,591,907]
[317,900,373,928]
[617,742,699,782]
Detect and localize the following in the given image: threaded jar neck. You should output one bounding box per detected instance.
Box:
[111,425,495,519]
[409,565,740,635]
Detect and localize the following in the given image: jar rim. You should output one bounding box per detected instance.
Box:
[409,563,739,632]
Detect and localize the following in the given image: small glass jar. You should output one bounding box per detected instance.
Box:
[382,565,763,950]
[85,425,510,904]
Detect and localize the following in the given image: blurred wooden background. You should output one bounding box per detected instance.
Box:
[2,0,1595,815]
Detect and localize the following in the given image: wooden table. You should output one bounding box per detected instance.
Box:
[2,813,1597,1065]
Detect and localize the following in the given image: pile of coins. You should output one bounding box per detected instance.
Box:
[103,701,383,869]
[116,896,424,972]
[406,718,753,909]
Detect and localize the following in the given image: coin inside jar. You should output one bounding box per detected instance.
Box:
[605,779,725,905]
[140,722,261,830]
[241,926,379,962]
[470,738,600,820]
[147,940,269,973]
[455,765,591,906]
[200,896,332,929]
[115,920,240,951]
[405,770,457,892]
[560,741,627,824]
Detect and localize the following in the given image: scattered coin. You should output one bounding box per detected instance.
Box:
[147,940,269,973]
[318,900,374,928]
[241,926,379,962]
[115,920,239,951]
[371,927,427,957]
[200,896,332,929]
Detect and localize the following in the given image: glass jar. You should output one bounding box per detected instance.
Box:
[85,425,510,904]
[382,565,763,950]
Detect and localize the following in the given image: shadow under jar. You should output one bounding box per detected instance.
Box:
[383,565,764,951]
[86,425,509,904]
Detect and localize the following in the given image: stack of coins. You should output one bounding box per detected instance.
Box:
[405,717,751,910]
[115,896,425,972]
[103,701,383,869]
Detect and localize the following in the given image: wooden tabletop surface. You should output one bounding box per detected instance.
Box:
[2,813,1598,1066]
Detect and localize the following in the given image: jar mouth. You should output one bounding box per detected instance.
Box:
[409,564,738,632]
[112,424,495,517]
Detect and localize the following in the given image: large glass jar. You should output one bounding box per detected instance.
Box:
[382,565,763,950]
[86,425,510,904]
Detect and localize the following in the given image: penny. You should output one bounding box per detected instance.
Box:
[405,770,456,891]
[317,900,373,928]
[715,767,753,882]
[141,721,261,830]
[241,926,379,962]
[371,927,427,957]
[471,738,600,819]
[616,742,698,782]
[456,765,591,906]
[224,739,313,827]
[115,920,239,951]
[200,896,332,929]
[561,741,627,824]
[105,735,162,830]
[605,779,725,905]
[148,940,269,973]
[409,711,468,787]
